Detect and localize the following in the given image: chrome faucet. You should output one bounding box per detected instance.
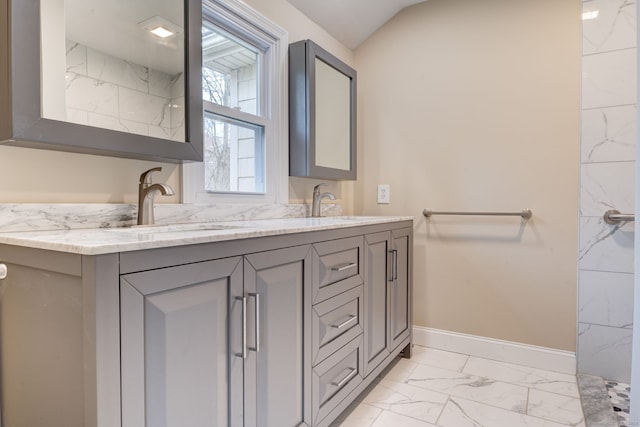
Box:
[311,183,336,217]
[137,167,175,225]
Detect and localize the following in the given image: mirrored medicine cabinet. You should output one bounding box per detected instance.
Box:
[0,0,203,162]
[289,39,357,180]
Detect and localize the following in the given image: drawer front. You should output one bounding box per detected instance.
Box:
[312,236,364,303]
[312,335,363,424]
[312,286,363,365]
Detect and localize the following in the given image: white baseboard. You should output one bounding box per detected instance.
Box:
[412,326,576,375]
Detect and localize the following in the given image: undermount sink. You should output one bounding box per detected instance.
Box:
[106,222,242,235]
[313,216,380,221]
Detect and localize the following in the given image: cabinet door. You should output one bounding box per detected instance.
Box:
[390,228,412,350]
[244,245,313,427]
[120,257,243,427]
[363,231,391,376]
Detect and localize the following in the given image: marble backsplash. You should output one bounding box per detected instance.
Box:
[0,203,342,233]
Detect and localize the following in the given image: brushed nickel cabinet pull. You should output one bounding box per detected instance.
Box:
[332,368,357,388]
[388,250,398,282]
[332,315,357,329]
[248,292,260,353]
[235,296,247,359]
[392,249,398,281]
[331,262,357,272]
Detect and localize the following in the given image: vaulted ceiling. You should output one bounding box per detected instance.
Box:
[286,0,428,49]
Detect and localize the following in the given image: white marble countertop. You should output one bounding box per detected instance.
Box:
[0,216,414,255]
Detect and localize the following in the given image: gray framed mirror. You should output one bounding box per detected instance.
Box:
[289,39,357,180]
[0,0,203,162]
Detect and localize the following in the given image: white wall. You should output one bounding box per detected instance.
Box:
[354,0,580,351]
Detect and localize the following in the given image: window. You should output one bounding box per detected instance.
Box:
[182,0,287,203]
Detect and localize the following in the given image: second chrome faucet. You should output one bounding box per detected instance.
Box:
[311,183,336,217]
[137,167,174,225]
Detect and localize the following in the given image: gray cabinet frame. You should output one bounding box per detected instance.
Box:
[245,246,313,426]
[120,257,244,427]
[0,0,203,162]
[289,39,357,180]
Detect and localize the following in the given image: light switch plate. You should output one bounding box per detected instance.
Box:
[377,185,390,204]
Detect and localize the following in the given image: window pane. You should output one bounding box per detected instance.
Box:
[202,23,259,115]
[204,113,265,193]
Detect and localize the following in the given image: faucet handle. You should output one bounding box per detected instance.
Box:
[313,183,327,194]
[139,167,162,185]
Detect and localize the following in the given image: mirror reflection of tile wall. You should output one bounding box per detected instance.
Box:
[64,40,185,142]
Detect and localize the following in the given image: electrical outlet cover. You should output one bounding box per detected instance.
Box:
[377,185,390,204]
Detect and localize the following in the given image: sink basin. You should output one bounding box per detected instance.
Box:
[311,216,379,221]
[106,222,241,235]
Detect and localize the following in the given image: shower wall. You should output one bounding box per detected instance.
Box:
[579,0,637,383]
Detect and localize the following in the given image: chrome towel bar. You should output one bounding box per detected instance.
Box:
[603,209,635,224]
[423,209,532,220]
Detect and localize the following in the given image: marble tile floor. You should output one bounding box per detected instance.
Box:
[332,345,585,427]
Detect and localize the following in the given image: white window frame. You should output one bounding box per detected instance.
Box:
[182,0,288,204]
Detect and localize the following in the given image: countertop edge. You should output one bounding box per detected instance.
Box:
[0,216,415,255]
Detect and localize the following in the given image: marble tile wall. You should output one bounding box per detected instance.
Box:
[65,40,184,141]
[579,0,637,383]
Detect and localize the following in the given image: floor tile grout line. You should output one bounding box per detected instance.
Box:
[448,394,585,427]
[365,403,383,427]
[434,395,450,426]
[408,357,581,401]
[457,357,581,399]
[404,373,585,423]
[405,378,530,416]
[464,353,578,381]
[376,404,446,426]
[459,354,470,373]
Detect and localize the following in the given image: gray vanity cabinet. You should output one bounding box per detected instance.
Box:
[363,228,413,376]
[243,246,313,427]
[120,257,245,427]
[0,220,412,427]
[363,232,391,375]
[389,228,412,351]
[120,246,313,427]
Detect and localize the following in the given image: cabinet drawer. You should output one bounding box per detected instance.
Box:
[312,286,363,365]
[312,335,363,424]
[312,236,364,303]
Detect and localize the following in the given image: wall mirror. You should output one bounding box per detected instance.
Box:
[0,0,203,162]
[289,40,357,180]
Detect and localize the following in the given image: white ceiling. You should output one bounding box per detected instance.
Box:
[286,0,428,49]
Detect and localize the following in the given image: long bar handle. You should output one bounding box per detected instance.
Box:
[332,315,357,329]
[332,368,358,388]
[604,209,635,224]
[248,292,260,353]
[423,208,532,220]
[235,296,247,359]
[388,250,398,282]
[332,262,358,272]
